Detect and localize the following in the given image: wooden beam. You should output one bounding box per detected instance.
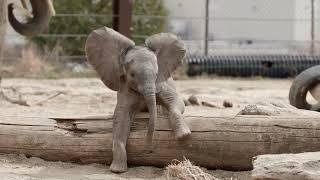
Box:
[112,0,119,31]
[0,113,320,170]
[112,0,132,38]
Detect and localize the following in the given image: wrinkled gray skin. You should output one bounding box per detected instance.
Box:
[85,27,191,173]
[8,0,55,36]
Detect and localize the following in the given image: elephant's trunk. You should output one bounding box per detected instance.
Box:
[8,0,54,36]
[143,85,157,147]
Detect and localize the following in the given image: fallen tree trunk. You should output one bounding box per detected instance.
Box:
[1,113,320,170]
[252,152,320,180]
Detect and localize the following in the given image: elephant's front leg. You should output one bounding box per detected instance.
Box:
[157,83,191,139]
[110,91,139,173]
[168,101,191,140]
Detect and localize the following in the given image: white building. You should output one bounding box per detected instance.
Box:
[163,0,206,41]
[295,0,320,41]
[5,0,320,50]
[164,0,319,42]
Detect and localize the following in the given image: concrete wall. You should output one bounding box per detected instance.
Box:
[163,0,206,40]
[294,0,320,41]
[210,0,295,41]
[164,0,310,42]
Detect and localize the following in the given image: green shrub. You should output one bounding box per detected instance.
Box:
[30,0,168,59]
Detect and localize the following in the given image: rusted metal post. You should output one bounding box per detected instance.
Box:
[112,0,132,38]
[204,0,209,56]
[0,0,7,63]
[310,0,315,55]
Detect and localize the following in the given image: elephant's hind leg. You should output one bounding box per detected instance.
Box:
[110,91,140,173]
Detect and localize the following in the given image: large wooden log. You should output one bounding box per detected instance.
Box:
[252,152,320,180]
[1,113,320,170]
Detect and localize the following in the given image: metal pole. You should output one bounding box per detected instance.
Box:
[204,0,209,55]
[112,0,132,38]
[311,0,315,55]
[0,0,7,65]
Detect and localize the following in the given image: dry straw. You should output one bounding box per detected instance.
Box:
[166,158,217,180]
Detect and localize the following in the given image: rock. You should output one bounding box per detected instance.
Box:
[66,63,88,73]
[252,152,320,180]
[183,98,192,106]
[188,95,201,106]
[223,100,233,108]
[201,101,220,108]
[238,104,280,116]
[257,100,294,109]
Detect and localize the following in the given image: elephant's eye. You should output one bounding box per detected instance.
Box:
[130,72,135,78]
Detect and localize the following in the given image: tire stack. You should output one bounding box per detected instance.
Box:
[186,54,320,78]
[289,65,320,111]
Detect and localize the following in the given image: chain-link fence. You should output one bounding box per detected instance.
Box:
[169,0,320,55]
[1,0,320,77]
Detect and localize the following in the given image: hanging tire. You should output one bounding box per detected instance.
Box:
[289,65,320,111]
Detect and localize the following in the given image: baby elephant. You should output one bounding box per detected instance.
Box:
[85,27,191,173]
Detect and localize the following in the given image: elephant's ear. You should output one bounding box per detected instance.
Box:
[145,33,186,82]
[85,27,135,91]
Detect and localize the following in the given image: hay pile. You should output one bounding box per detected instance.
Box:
[166,158,217,180]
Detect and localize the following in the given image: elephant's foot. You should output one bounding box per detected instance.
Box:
[111,141,128,173]
[110,160,127,173]
[174,121,191,140]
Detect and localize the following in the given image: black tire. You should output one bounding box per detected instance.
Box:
[289,65,320,110]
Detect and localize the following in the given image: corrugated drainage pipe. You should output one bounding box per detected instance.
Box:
[186,54,320,78]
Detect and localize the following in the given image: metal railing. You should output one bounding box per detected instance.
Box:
[2,0,320,63]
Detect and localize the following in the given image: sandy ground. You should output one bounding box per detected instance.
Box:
[0,154,250,180]
[0,77,319,179]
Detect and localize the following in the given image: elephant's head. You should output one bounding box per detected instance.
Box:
[85,27,186,145]
[8,0,55,36]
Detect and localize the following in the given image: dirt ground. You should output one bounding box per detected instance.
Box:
[0,77,319,179]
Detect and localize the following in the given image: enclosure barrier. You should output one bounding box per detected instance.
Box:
[186,54,320,78]
[1,113,320,170]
